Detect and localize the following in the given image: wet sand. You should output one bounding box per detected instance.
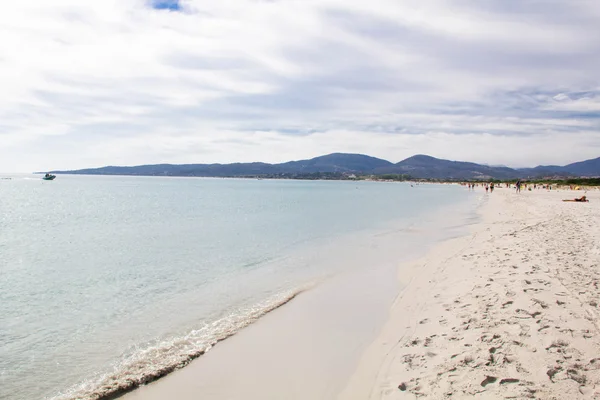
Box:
[122,256,401,400]
[120,191,476,400]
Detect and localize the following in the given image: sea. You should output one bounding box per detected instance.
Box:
[0,175,481,400]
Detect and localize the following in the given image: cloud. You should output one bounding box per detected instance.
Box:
[1,0,599,172]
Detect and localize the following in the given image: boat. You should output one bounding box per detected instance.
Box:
[42,174,56,181]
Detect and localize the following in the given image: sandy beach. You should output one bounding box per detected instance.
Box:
[341,187,600,399]
[119,186,600,400]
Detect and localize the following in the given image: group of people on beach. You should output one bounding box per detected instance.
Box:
[514,181,546,192]
[462,181,559,193]
[463,181,544,193]
[465,182,496,192]
[462,181,591,203]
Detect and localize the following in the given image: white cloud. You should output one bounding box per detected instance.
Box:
[1,0,600,172]
[543,93,600,112]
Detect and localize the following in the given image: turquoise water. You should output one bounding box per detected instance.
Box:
[0,176,477,400]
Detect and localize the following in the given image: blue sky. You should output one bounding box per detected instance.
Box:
[150,0,180,11]
[1,0,599,172]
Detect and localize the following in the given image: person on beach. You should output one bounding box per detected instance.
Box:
[515,180,522,193]
[563,195,589,202]
[490,183,494,193]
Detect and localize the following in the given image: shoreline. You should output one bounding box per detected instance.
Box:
[8,178,599,400]
[29,180,482,400]
[58,186,600,400]
[340,187,600,399]
[52,289,309,400]
[114,188,480,400]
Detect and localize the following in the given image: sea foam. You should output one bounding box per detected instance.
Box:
[49,289,305,400]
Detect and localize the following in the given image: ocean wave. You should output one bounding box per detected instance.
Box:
[49,288,305,400]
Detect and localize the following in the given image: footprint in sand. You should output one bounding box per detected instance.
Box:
[532,299,549,309]
[480,376,497,387]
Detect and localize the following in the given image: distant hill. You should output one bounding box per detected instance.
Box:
[277,153,393,173]
[563,157,600,177]
[50,153,600,180]
[51,153,393,178]
[58,162,278,177]
[517,157,600,178]
[516,165,567,177]
[373,155,519,180]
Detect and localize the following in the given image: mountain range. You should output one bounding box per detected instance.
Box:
[50,153,600,180]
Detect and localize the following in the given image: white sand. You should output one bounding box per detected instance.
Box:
[340,188,600,399]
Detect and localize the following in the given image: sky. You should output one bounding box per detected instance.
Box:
[1,0,600,172]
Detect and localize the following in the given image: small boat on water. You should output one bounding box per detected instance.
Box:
[42,174,56,181]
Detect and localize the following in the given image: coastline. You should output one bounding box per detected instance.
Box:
[340,187,600,399]
[4,178,476,400]
[54,185,600,400]
[114,186,480,400]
